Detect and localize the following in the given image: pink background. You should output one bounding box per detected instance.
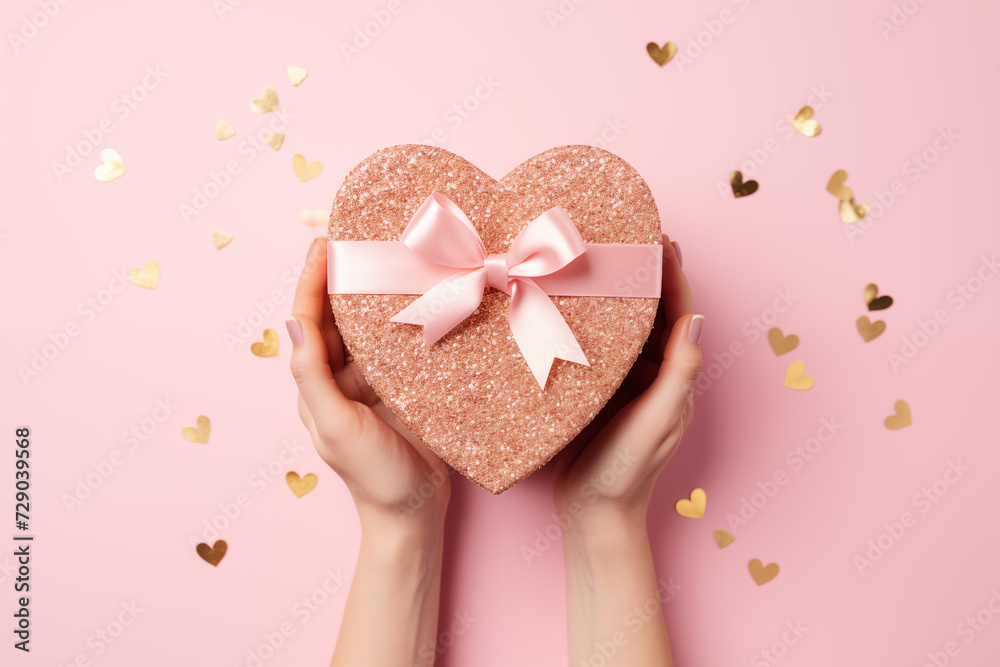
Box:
[2,0,999,665]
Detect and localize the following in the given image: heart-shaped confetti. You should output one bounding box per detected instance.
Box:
[675,488,707,519]
[264,132,285,151]
[329,145,661,494]
[791,106,821,137]
[784,360,814,391]
[293,154,323,182]
[250,328,279,357]
[864,284,893,311]
[215,119,235,141]
[839,199,869,223]
[748,558,780,585]
[646,41,677,66]
[856,316,886,342]
[181,415,211,443]
[212,229,232,249]
[300,208,328,226]
[286,471,318,497]
[129,260,159,289]
[713,529,735,549]
[196,540,227,566]
[826,170,855,201]
[885,400,912,430]
[287,66,308,86]
[768,328,799,356]
[94,148,126,182]
[730,171,758,198]
[250,85,279,113]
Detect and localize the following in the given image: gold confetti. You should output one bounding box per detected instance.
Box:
[646,41,677,66]
[784,360,814,391]
[129,260,159,289]
[713,529,735,549]
[839,199,869,223]
[251,328,279,357]
[675,488,706,519]
[181,415,211,443]
[215,119,236,141]
[826,170,855,201]
[264,132,285,151]
[856,316,886,342]
[768,328,799,355]
[292,154,323,182]
[791,105,821,137]
[748,558,780,585]
[730,170,758,198]
[287,66,308,86]
[212,229,232,249]
[250,85,279,113]
[197,540,227,566]
[286,471,318,497]
[94,148,126,182]
[885,400,912,430]
[300,208,328,226]
[864,283,893,311]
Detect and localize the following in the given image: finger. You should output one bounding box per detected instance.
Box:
[658,234,694,356]
[321,287,346,372]
[632,313,704,436]
[297,236,346,372]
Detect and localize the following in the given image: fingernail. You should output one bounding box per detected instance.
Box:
[672,242,683,268]
[285,317,303,346]
[688,314,704,345]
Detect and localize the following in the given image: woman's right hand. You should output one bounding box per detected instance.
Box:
[286,237,450,532]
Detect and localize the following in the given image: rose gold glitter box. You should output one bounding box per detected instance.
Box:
[328,145,661,494]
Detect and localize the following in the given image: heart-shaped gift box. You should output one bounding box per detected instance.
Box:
[327,145,662,494]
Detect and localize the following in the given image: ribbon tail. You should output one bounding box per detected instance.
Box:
[508,279,590,389]
[390,269,487,345]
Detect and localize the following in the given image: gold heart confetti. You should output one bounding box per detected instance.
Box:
[251,328,279,357]
[826,170,855,201]
[864,283,893,311]
[287,65,308,86]
[839,199,869,224]
[768,328,799,356]
[675,488,706,519]
[856,316,886,342]
[791,105,821,137]
[885,400,912,430]
[264,132,285,151]
[713,529,735,549]
[196,540,227,566]
[212,229,232,249]
[94,148,126,182]
[292,154,323,182]
[286,471,318,497]
[730,171,759,198]
[129,260,159,289]
[784,360,814,391]
[646,41,678,66]
[249,85,279,113]
[748,558,780,585]
[181,415,211,443]
[215,119,236,141]
[300,208,328,226]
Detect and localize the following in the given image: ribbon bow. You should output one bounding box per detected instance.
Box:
[327,192,662,389]
[389,192,591,387]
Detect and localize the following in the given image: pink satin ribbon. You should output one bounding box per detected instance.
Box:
[328,192,662,388]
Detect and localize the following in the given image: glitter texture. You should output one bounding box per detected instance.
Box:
[328,145,660,494]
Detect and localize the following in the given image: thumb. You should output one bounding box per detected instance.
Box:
[286,314,359,443]
[638,313,704,422]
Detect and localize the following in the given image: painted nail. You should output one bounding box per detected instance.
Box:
[688,314,704,345]
[285,317,303,346]
[672,242,683,268]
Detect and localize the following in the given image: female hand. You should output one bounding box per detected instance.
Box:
[286,237,450,531]
[551,235,702,529]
